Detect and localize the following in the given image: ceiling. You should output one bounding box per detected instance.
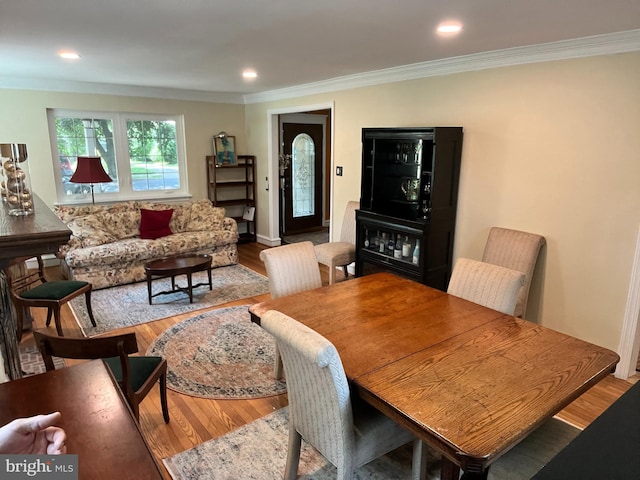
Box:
[1,0,639,101]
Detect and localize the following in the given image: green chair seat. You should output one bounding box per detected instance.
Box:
[20,280,89,300]
[104,356,164,391]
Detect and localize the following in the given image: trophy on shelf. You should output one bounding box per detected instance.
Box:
[1,143,33,216]
[401,178,419,201]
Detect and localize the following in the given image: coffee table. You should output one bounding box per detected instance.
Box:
[144,254,212,304]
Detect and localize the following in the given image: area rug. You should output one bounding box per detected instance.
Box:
[146,305,286,399]
[163,408,580,480]
[69,264,270,336]
[19,344,65,376]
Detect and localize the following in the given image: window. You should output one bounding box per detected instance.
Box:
[291,133,315,218]
[48,109,188,204]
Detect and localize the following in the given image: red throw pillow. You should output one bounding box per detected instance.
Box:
[139,208,173,239]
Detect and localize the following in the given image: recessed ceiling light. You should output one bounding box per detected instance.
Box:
[242,70,258,79]
[436,22,463,35]
[58,50,80,59]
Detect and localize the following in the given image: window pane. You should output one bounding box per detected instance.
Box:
[54,116,118,197]
[127,119,180,191]
[291,133,315,218]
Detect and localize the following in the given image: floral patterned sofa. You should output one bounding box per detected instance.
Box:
[54,199,238,290]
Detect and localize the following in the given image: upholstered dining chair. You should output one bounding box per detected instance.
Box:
[482,227,546,318]
[314,201,359,285]
[9,255,96,339]
[33,330,169,424]
[261,309,426,480]
[447,258,526,316]
[259,241,322,378]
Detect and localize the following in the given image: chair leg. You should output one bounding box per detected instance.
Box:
[412,439,428,480]
[53,308,63,336]
[284,428,302,480]
[84,291,97,327]
[328,263,336,285]
[15,305,24,342]
[45,308,53,327]
[160,371,170,423]
[342,265,349,280]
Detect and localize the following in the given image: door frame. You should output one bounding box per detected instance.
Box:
[265,102,334,245]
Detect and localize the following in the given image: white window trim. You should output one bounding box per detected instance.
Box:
[47,108,190,205]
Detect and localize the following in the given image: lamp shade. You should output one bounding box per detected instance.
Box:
[69,156,112,184]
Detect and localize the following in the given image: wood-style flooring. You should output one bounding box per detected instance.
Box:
[20,242,637,479]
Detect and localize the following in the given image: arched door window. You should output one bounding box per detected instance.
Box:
[291,133,315,218]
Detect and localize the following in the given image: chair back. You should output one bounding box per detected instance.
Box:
[339,201,359,244]
[447,258,525,315]
[482,227,546,317]
[259,241,322,299]
[261,309,356,471]
[33,330,139,399]
[8,256,46,294]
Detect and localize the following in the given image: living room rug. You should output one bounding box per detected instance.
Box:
[147,305,286,399]
[163,408,580,480]
[69,264,270,336]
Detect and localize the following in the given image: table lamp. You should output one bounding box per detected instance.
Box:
[69,156,113,204]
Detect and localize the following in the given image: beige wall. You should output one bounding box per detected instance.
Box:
[0,90,246,205]
[245,52,640,352]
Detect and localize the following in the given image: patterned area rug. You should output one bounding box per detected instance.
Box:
[147,305,286,399]
[70,264,270,336]
[164,408,580,480]
[19,344,65,376]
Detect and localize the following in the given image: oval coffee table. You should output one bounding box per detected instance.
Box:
[144,254,212,304]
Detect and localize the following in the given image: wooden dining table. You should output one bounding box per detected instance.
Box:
[249,272,620,479]
[0,360,165,480]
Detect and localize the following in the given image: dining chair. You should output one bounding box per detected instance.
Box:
[33,330,169,424]
[259,241,322,378]
[314,201,359,285]
[447,258,526,316]
[9,255,96,339]
[482,227,546,317]
[261,309,426,480]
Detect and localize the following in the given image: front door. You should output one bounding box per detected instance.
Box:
[281,123,323,235]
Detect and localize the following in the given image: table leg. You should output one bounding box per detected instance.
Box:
[187,273,193,303]
[207,266,212,291]
[146,275,153,305]
[441,458,461,480]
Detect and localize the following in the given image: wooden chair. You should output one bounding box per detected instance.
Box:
[314,201,359,284]
[33,330,169,423]
[259,241,323,379]
[482,227,546,318]
[447,258,525,316]
[9,256,96,339]
[261,310,425,480]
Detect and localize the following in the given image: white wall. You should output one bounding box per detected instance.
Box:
[0,90,246,205]
[245,52,640,353]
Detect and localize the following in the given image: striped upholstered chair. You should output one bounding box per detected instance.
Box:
[259,241,322,378]
[482,227,546,318]
[261,310,425,480]
[447,258,525,316]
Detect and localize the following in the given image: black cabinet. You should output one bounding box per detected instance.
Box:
[356,127,463,290]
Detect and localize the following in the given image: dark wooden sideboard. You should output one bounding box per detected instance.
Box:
[0,195,71,380]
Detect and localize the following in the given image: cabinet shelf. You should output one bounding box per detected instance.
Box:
[207,154,256,243]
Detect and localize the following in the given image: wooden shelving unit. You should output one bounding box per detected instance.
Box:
[206,154,256,243]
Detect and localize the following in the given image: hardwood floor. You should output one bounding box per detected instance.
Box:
[20,242,637,479]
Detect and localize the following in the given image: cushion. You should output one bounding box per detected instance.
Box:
[20,281,89,300]
[104,356,164,391]
[139,208,173,240]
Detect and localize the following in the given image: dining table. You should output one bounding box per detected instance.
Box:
[249,272,620,480]
[0,359,165,480]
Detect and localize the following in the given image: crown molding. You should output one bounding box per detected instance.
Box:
[0,77,246,104]
[244,29,640,104]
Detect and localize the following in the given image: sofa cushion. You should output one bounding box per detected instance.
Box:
[67,214,118,247]
[139,208,173,239]
[138,201,191,232]
[187,200,225,231]
[158,230,239,255]
[65,238,167,268]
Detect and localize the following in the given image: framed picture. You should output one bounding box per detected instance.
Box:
[213,135,236,166]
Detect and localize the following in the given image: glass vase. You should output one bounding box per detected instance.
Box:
[0,144,33,216]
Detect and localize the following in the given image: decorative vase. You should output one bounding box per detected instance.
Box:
[0,144,33,216]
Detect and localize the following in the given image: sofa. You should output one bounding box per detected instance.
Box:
[54,199,238,290]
